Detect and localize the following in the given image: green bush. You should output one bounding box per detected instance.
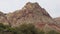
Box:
[15,23,40,34]
[0,23,6,31]
[47,30,60,34]
[16,23,45,34]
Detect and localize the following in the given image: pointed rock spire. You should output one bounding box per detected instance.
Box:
[23,2,41,10]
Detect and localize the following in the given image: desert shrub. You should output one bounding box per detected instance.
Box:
[0,23,6,31]
[0,23,16,34]
[15,23,42,34]
[38,31,45,34]
[47,30,60,34]
[0,23,45,34]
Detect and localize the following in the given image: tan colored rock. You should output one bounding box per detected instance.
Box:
[0,2,60,32]
[0,11,9,25]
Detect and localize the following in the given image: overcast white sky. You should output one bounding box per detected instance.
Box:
[0,0,60,18]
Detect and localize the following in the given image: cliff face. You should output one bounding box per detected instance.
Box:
[0,2,60,32]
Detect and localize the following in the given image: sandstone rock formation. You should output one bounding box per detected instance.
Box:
[6,2,54,27]
[0,2,60,32]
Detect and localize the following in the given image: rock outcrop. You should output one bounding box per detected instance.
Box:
[6,2,53,27]
[0,2,60,32]
[54,17,60,26]
[0,11,9,25]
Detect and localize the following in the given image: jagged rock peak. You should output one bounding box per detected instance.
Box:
[21,2,51,17]
[23,2,41,10]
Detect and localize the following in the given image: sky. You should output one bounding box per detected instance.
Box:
[0,0,60,18]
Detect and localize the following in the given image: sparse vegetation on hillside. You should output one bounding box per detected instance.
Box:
[0,23,60,34]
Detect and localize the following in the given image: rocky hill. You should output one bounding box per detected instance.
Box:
[6,2,53,27]
[0,2,60,32]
